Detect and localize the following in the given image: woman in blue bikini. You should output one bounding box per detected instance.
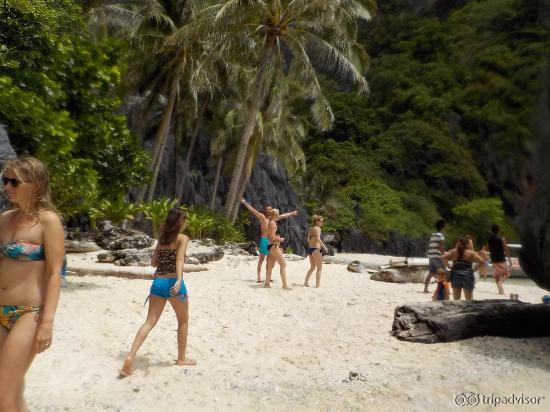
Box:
[120,208,196,376]
[304,215,328,288]
[0,157,65,410]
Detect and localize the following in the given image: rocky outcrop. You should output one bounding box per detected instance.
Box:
[95,220,154,250]
[518,64,550,291]
[0,125,16,213]
[338,229,427,257]
[124,95,310,255]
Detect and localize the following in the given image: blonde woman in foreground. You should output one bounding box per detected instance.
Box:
[0,157,64,411]
[304,215,328,288]
[120,208,195,376]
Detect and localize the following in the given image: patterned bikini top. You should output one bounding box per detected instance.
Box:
[155,249,177,275]
[0,240,45,261]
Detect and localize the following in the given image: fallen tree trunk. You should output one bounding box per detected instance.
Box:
[392,300,550,343]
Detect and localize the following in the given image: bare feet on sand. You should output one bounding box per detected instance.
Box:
[119,356,134,377]
[176,358,197,366]
[304,283,309,287]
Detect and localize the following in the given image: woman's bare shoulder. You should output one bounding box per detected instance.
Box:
[178,233,190,243]
[38,210,62,226]
[0,209,16,221]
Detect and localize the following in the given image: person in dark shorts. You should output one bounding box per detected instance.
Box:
[424,219,446,293]
[440,236,485,300]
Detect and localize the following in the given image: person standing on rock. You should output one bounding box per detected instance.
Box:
[0,157,65,411]
[440,236,485,301]
[304,215,328,288]
[120,208,195,376]
[240,198,298,283]
[265,209,297,289]
[423,219,446,293]
[488,224,512,295]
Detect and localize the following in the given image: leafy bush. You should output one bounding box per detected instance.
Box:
[140,198,181,237]
[448,198,517,247]
[0,4,149,216]
[88,197,141,230]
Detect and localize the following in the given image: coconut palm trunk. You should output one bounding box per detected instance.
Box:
[224,35,276,217]
[176,97,209,202]
[230,144,255,223]
[209,155,223,211]
[137,73,180,202]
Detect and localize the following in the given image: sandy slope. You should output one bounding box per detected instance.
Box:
[26,253,550,411]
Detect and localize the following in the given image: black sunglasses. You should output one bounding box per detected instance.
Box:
[2,177,25,188]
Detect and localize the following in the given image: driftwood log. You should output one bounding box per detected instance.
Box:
[392,300,550,343]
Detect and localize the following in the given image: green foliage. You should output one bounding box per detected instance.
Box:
[185,207,245,243]
[140,198,181,237]
[447,198,518,247]
[299,0,548,242]
[0,3,149,216]
[185,208,216,239]
[88,197,141,230]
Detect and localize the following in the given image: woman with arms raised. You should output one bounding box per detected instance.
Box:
[0,157,64,411]
[120,208,196,376]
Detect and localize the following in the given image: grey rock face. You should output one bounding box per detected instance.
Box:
[0,125,16,213]
[124,94,309,255]
[241,155,309,255]
[518,65,550,291]
[339,229,427,257]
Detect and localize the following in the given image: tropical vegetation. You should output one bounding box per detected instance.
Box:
[1,0,547,248]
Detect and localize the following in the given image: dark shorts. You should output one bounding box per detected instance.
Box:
[451,270,475,291]
[429,257,445,274]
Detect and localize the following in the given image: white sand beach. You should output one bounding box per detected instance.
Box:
[26,253,550,411]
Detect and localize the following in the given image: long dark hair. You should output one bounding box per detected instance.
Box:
[457,236,469,259]
[158,208,187,245]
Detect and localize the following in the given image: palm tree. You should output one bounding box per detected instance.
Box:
[89,0,218,202]
[195,0,374,217]
[228,78,309,221]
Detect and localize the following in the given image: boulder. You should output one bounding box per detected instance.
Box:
[347,261,366,273]
[97,251,117,263]
[65,239,102,253]
[517,65,550,291]
[113,248,153,266]
[185,256,200,265]
[189,247,224,264]
[95,220,154,250]
[370,267,426,283]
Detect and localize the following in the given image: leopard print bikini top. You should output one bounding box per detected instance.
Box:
[155,249,177,275]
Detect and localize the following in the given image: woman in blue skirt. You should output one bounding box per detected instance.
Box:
[120,209,196,376]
